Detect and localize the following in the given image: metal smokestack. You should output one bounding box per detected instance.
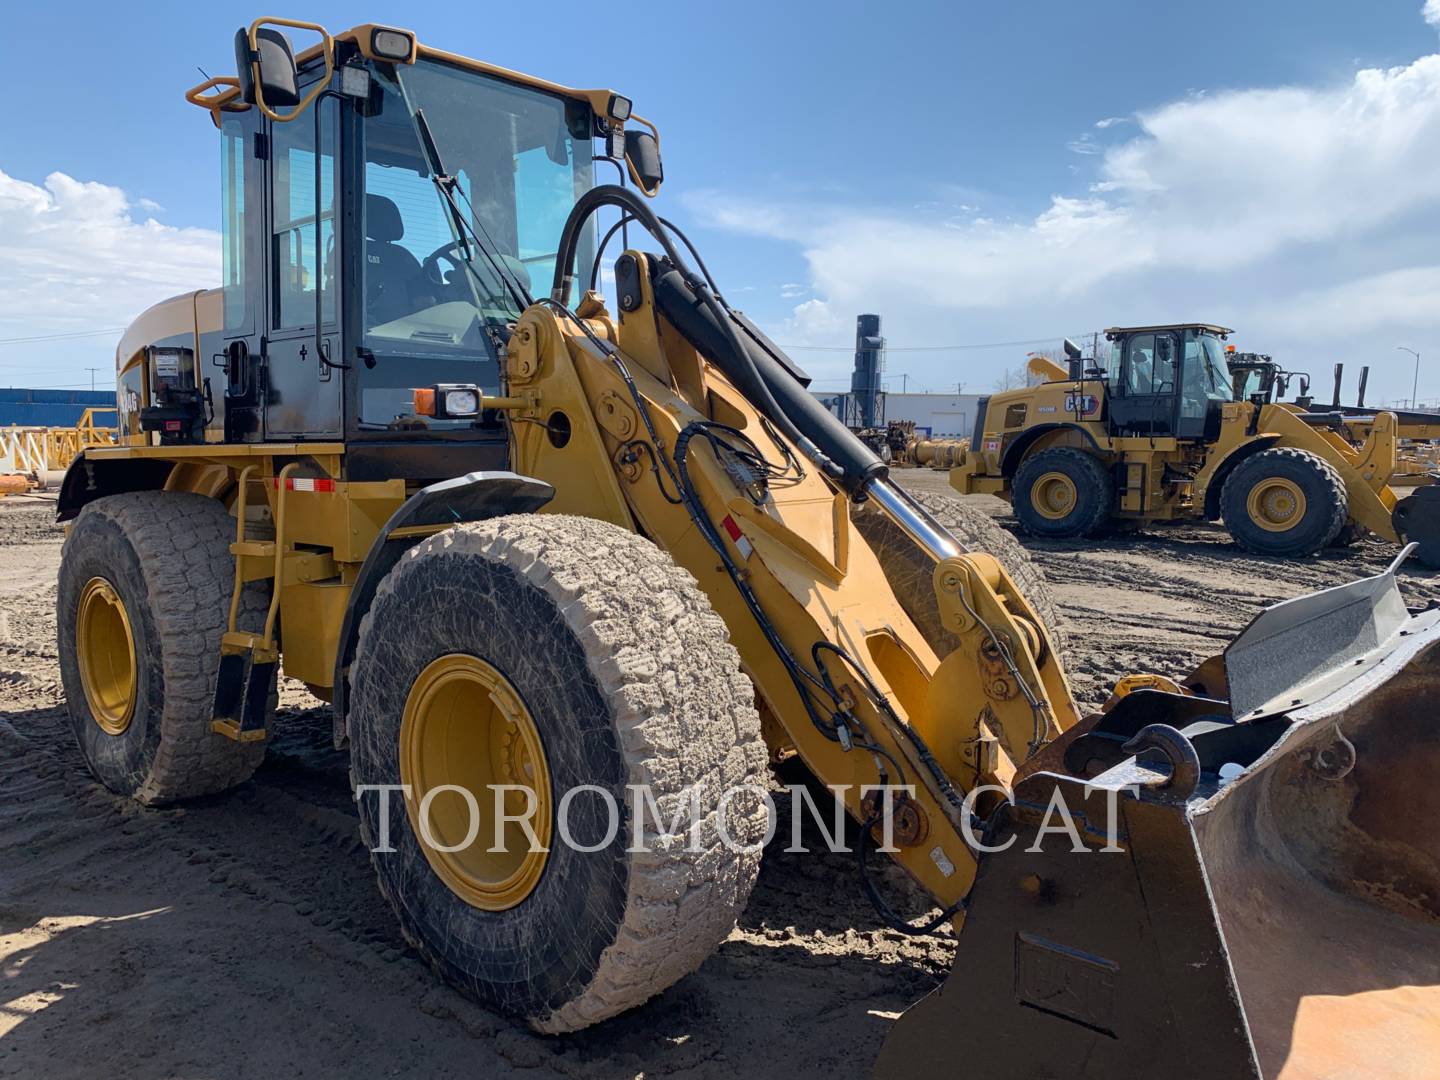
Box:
[850,314,886,429]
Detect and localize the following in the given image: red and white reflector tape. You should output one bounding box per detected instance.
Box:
[270,477,336,492]
[720,514,754,559]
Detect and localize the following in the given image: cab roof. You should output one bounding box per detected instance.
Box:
[1104,324,1233,338]
[189,22,626,128]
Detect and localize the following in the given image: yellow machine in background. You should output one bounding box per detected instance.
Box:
[953,324,1440,559]
[50,24,1440,1078]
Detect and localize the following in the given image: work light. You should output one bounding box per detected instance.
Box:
[371,27,416,61]
[607,94,633,122]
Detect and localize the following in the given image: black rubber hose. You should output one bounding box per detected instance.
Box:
[652,268,888,497]
[549,185,861,485]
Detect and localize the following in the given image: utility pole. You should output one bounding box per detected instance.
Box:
[85,367,101,392]
[1398,346,1420,409]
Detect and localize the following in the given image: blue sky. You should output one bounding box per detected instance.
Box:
[3,1,1439,402]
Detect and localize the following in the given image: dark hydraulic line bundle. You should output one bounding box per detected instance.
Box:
[553,186,849,486]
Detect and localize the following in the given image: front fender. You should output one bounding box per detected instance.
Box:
[1198,436,1281,521]
[329,470,554,748]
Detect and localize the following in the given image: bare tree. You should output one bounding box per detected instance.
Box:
[992,365,1030,391]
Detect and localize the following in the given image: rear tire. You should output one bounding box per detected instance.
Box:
[347,514,768,1033]
[853,490,1067,657]
[1012,447,1112,539]
[57,491,271,804]
[1221,448,1347,557]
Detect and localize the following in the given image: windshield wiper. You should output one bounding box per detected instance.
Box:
[412,107,534,317]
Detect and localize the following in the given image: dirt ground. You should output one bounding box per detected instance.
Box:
[3,476,1437,1079]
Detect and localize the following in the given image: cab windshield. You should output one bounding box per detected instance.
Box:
[1184,331,1232,404]
[357,58,594,421]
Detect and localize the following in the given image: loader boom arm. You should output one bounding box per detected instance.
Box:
[504,213,1079,914]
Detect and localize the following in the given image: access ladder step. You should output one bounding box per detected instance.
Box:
[210,633,275,743]
[230,540,277,559]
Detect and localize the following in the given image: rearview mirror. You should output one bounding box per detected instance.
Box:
[234,26,301,109]
[624,130,664,194]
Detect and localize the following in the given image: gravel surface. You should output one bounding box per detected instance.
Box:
[3,478,1436,1078]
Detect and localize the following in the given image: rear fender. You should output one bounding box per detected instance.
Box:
[999,423,1104,477]
[56,450,175,522]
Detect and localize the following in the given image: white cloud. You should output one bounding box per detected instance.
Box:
[1425,0,1440,29]
[686,47,1440,402]
[1066,133,1102,155]
[1094,116,1130,129]
[0,169,220,343]
[1244,264,1440,339]
[780,282,808,299]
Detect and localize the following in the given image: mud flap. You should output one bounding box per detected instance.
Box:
[878,554,1440,1079]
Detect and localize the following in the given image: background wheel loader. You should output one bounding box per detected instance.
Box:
[952,324,1440,560]
[53,20,1440,1077]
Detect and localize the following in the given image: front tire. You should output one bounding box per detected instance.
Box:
[348,514,768,1033]
[1012,447,1113,538]
[1221,448,1347,557]
[57,491,271,804]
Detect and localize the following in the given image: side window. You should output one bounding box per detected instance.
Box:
[220,116,249,333]
[1125,333,1156,394]
[270,98,337,330]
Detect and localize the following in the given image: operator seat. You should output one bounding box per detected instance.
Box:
[365,195,423,325]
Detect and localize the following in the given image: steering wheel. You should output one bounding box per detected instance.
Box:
[420,242,532,304]
[421,241,471,293]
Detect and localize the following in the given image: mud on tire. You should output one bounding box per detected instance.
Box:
[57,491,271,804]
[1220,447,1348,558]
[1012,447,1113,539]
[853,489,1067,658]
[347,514,768,1033]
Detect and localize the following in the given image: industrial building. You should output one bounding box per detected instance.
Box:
[0,388,115,427]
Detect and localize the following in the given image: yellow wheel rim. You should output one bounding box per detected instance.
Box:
[76,577,137,736]
[1247,478,1308,532]
[399,654,551,911]
[1032,471,1079,521]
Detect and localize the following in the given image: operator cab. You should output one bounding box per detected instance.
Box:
[188,22,658,482]
[1103,323,1233,440]
[1225,349,1312,407]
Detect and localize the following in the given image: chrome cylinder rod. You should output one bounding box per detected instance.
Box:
[866,478,962,561]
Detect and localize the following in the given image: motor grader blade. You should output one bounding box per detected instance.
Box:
[877,552,1440,1080]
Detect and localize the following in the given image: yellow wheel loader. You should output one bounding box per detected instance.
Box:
[54,22,1440,1077]
[953,325,1440,560]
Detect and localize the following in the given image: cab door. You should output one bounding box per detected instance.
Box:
[263,95,342,439]
[1107,330,1179,437]
[216,111,264,443]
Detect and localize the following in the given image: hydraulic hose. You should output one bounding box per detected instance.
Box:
[649,267,889,498]
[549,185,877,491]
